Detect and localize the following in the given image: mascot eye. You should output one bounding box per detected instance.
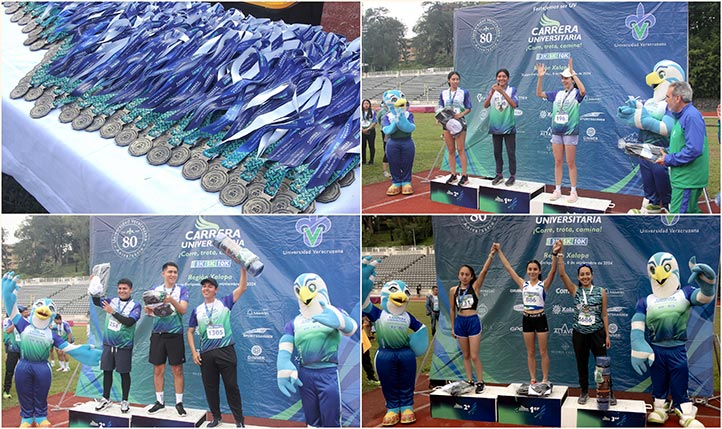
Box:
[664,263,671,272]
[404,289,411,297]
[308,283,316,293]
[390,96,398,103]
[48,304,56,313]
[658,70,666,79]
[388,285,398,293]
[648,265,655,275]
[294,286,300,294]
[34,300,43,308]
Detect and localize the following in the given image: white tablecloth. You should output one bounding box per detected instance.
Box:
[1,12,359,214]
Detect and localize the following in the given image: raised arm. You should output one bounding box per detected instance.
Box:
[555,241,575,294]
[494,243,525,288]
[232,266,248,303]
[568,56,586,96]
[472,245,497,292]
[542,240,561,290]
[535,63,547,99]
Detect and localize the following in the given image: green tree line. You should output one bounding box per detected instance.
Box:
[363,1,720,99]
[1,216,89,277]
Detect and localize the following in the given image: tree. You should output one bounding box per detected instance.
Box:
[1,227,11,271]
[362,7,407,71]
[688,2,720,99]
[12,216,89,277]
[412,2,455,67]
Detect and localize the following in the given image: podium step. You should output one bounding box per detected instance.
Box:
[68,400,207,427]
[430,384,507,422]
[430,174,545,213]
[561,396,647,427]
[496,383,569,426]
[531,192,612,214]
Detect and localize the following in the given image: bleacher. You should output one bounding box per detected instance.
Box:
[363,72,450,105]
[15,278,91,319]
[367,252,437,293]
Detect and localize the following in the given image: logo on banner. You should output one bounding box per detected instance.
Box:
[243,327,273,339]
[625,3,656,41]
[553,323,573,335]
[181,216,243,251]
[472,18,501,52]
[246,309,270,319]
[247,345,266,362]
[529,13,581,43]
[295,216,331,248]
[660,215,680,226]
[111,218,150,259]
[458,215,498,235]
[581,112,606,122]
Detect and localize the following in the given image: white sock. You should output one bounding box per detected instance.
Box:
[156,392,164,404]
[555,185,561,191]
[571,186,577,192]
[176,394,183,404]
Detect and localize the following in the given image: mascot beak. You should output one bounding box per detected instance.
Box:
[645,71,664,88]
[394,98,407,109]
[298,287,318,306]
[652,265,671,285]
[35,305,53,320]
[389,290,408,307]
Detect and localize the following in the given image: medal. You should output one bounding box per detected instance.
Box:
[219,182,248,206]
[58,105,81,123]
[200,169,229,193]
[128,137,154,157]
[146,145,172,165]
[99,121,123,139]
[242,196,272,214]
[315,181,341,203]
[181,157,208,180]
[85,114,106,132]
[115,127,138,147]
[167,145,191,167]
[338,169,355,187]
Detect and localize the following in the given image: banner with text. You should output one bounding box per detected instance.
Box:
[79,216,360,426]
[430,215,718,396]
[448,2,687,195]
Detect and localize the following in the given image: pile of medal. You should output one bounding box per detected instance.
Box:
[5,1,360,213]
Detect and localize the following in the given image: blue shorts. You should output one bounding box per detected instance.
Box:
[551,134,579,146]
[454,314,482,337]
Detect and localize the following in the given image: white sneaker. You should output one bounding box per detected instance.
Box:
[56,367,64,371]
[50,361,55,367]
[550,189,562,201]
[567,190,578,203]
[383,171,391,178]
[64,367,70,372]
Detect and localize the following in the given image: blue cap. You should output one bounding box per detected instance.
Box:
[18,306,27,313]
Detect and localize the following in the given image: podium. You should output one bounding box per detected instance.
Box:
[530,192,612,214]
[68,401,207,427]
[496,383,568,426]
[430,175,545,213]
[429,385,507,422]
[561,396,647,427]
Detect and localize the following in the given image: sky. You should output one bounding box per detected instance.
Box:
[2,214,29,244]
[362,0,426,37]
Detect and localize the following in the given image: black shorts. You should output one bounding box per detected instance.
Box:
[522,312,549,333]
[101,345,133,373]
[149,333,186,366]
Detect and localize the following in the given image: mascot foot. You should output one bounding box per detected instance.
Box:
[648,399,670,424]
[386,185,401,196]
[382,411,400,426]
[36,420,51,428]
[19,419,33,428]
[401,184,413,195]
[400,409,416,424]
[675,403,704,428]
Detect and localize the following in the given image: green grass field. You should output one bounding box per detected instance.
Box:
[362,114,721,200]
[362,301,721,395]
[1,325,88,410]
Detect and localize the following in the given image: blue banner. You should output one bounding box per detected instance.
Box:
[430,215,718,396]
[79,216,360,426]
[450,2,688,195]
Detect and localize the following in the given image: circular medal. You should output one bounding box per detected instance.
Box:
[23,34,40,46]
[108,109,127,123]
[99,121,123,139]
[86,115,106,132]
[29,103,52,119]
[21,19,37,33]
[146,145,172,166]
[58,106,80,123]
[71,113,94,130]
[128,137,154,157]
[315,182,341,203]
[5,3,20,14]
[154,134,171,146]
[219,183,248,207]
[246,182,265,199]
[115,128,138,147]
[167,145,191,167]
[181,158,208,180]
[201,169,229,193]
[270,194,295,213]
[28,26,42,38]
[242,196,272,214]
[338,169,355,187]
[24,86,44,101]
[18,14,31,25]
[35,94,55,106]
[10,82,30,99]
[10,10,23,22]
[29,39,45,51]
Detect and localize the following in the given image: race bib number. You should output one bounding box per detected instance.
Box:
[207,325,225,340]
[14,331,21,342]
[555,113,569,124]
[361,119,371,128]
[578,311,595,326]
[523,293,542,307]
[108,318,122,332]
[458,295,474,310]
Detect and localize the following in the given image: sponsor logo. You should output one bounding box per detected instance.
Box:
[514,109,524,117]
[243,327,274,339]
[535,52,571,61]
[539,110,552,119]
[556,288,570,295]
[603,416,620,422]
[625,3,656,41]
[247,344,266,362]
[545,237,589,246]
[111,218,150,259]
[553,323,573,335]
[529,13,581,43]
[607,306,626,314]
[513,304,525,312]
[581,112,606,122]
[190,259,233,269]
[583,128,599,141]
[540,127,553,138]
[458,215,498,235]
[246,309,270,318]
[181,216,243,250]
[447,189,461,199]
[495,196,518,210]
[472,18,501,52]
[660,215,680,227]
[609,323,618,335]
[586,128,596,137]
[516,405,541,414]
[295,216,331,248]
[510,326,523,332]
[478,303,489,319]
[552,305,575,315]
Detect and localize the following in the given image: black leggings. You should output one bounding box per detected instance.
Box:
[572,328,610,392]
[492,134,517,176]
[103,370,131,400]
[362,131,376,164]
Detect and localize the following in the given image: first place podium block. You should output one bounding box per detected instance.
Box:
[68,401,207,428]
[496,383,568,427]
[430,175,544,213]
[561,396,648,427]
[429,384,507,422]
[530,192,612,214]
